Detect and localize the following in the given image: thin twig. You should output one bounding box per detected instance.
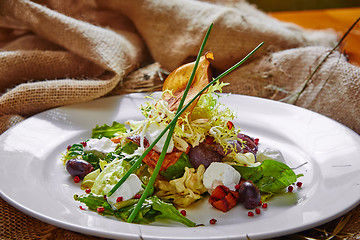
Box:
[281,17,360,104]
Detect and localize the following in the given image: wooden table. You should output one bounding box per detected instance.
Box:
[271,7,360,66]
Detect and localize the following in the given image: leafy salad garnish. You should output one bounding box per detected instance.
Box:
[136,81,239,152]
[63,83,302,226]
[232,160,304,194]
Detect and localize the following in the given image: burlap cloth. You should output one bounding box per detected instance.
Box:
[0,0,359,239]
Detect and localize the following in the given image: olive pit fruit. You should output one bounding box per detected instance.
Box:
[66,158,93,179]
[238,180,261,209]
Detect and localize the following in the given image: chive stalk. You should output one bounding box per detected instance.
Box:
[127,23,214,222]
[107,24,264,222]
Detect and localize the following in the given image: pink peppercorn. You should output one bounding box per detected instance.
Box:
[73,176,80,183]
[97,207,105,213]
[209,218,217,224]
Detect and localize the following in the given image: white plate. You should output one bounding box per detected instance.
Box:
[1,93,360,240]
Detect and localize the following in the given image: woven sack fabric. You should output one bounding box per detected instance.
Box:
[0,0,359,239]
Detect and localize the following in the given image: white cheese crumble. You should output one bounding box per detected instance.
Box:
[106,174,143,210]
[83,137,117,158]
[145,122,174,153]
[203,162,241,192]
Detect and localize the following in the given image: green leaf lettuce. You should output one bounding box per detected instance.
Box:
[232,160,303,193]
[92,121,127,139]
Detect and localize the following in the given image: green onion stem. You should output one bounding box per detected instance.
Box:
[285,17,360,104]
[107,25,263,222]
[127,23,214,222]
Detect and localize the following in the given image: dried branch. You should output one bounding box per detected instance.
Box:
[281,17,360,104]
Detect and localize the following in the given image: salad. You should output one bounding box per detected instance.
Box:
[62,52,303,227]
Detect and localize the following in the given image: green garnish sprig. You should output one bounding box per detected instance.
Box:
[107,22,264,223]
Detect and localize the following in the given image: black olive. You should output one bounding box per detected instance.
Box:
[238,181,261,209]
[66,158,93,179]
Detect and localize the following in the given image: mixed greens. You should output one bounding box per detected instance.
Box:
[62,80,302,226]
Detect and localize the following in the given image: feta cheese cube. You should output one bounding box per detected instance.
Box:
[83,137,117,158]
[106,174,143,210]
[203,162,241,192]
[145,122,174,153]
